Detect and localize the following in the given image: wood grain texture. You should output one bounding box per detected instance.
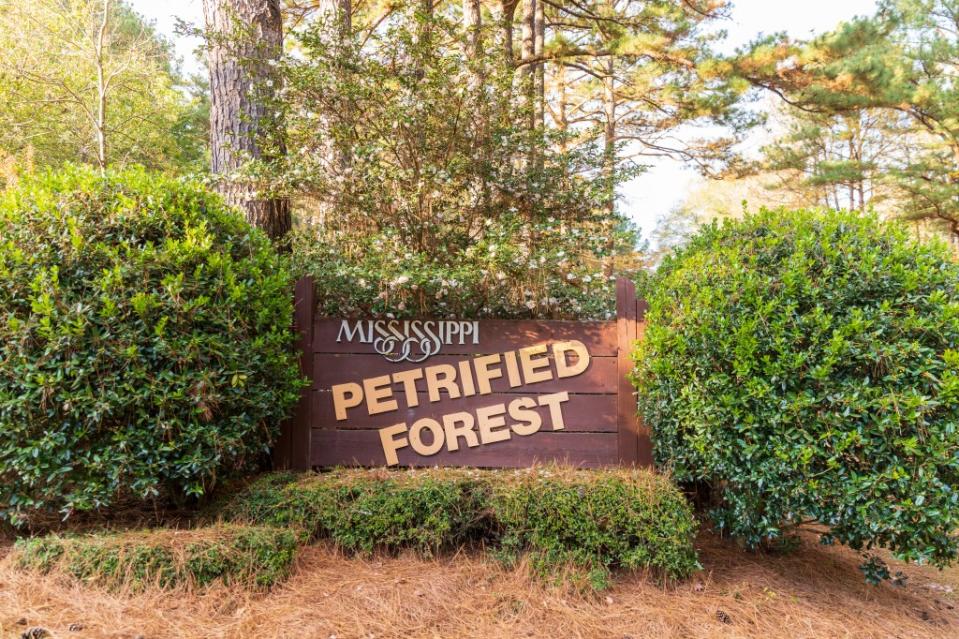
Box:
[273,276,314,470]
[312,319,617,356]
[311,429,619,468]
[616,278,640,464]
[312,390,618,432]
[311,353,616,393]
[286,277,653,469]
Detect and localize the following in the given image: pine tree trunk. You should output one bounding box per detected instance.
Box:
[520,0,535,131]
[603,57,616,217]
[322,0,352,174]
[533,0,544,132]
[501,0,518,66]
[203,0,291,245]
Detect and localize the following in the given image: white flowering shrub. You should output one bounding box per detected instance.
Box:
[275,5,645,319]
[292,213,641,319]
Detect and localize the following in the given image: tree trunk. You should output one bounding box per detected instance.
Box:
[603,57,616,218]
[203,0,291,245]
[322,0,352,174]
[520,0,535,131]
[464,0,484,101]
[602,57,616,276]
[501,0,518,66]
[533,0,544,132]
[94,0,110,174]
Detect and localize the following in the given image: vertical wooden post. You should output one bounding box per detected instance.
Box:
[635,298,653,466]
[274,276,315,470]
[616,277,652,466]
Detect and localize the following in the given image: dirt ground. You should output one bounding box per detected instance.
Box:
[0,530,956,639]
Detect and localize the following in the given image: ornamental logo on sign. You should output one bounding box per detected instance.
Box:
[336,319,481,363]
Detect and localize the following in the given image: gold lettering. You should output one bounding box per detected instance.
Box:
[391,368,423,408]
[331,382,363,421]
[380,423,409,466]
[442,411,479,451]
[364,375,398,415]
[537,391,570,430]
[409,418,445,456]
[503,350,523,387]
[477,403,509,444]
[508,397,542,436]
[424,364,460,402]
[519,344,552,384]
[473,354,503,395]
[553,340,590,378]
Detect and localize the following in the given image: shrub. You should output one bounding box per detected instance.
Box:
[222,467,699,588]
[13,524,298,590]
[0,166,302,525]
[223,468,491,555]
[490,467,700,589]
[290,214,640,321]
[633,208,959,581]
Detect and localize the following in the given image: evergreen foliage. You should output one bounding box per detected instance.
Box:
[634,208,959,582]
[0,167,302,525]
[222,467,700,589]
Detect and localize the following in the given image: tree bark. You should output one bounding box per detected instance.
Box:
[500,0,518,66]
[203,0,291,244]
[94,0,110,174]
[603,57,616,217]
[520,0,535,131]
[533,0,544,132]
[463,0,484,101]
[321,0,352,174]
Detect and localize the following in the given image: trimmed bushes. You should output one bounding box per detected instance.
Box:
[490,467,700,590]
[633,208,959,581]
[222,467,700,587]
[222,468,489,554]
[0,167,302,525]
[13,524,298,590]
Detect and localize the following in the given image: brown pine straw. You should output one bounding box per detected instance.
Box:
[0,530,956,639]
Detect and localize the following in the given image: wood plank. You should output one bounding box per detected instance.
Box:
[312,319,617,356]
[616,278,640,464]
[312,391,618,432]
[274,276,314,470]
[311,430,619,468]
[635,299,653,466]
[312,353,617,394]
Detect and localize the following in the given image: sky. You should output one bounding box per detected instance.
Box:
[129,0,879,244]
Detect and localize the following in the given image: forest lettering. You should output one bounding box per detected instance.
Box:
[330,340,591,465]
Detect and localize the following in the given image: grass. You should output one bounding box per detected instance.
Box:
[0,529,955,638]
[10,524,298,592]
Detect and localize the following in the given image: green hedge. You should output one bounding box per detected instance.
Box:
[221,467,699,588]
[490,468,700,590]
[0,167,303,525]
[13,524,298,590]
[633,208,959,582]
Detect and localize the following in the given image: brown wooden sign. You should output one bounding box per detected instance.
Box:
[273,277,650,469]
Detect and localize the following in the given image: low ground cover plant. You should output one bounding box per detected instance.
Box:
[221,466,699,588]
[633,208,959,582]
[0,167,303,526]
[12,524,298,591]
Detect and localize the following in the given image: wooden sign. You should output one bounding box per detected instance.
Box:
[273,277,651,469]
